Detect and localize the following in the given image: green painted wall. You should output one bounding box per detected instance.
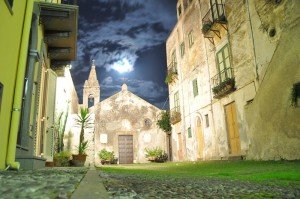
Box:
[0,1,28,170]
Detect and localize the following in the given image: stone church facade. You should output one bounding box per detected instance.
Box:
[74,63,167,166]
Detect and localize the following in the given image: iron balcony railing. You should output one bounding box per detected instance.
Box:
[211,67,233,88]
[61,0,77,5]
[170,107,181,124]
[168,61,178,74]
[202,3,226,26]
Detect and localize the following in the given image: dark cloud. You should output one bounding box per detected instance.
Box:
[71,0,177,109]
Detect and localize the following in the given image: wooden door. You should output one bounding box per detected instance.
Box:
[44,69,57,161]
[225,102,241,155]
[118,135,133,164]
[196,117,204,159]
[178,133,184,161]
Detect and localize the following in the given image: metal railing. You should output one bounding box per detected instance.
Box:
[61,0,77,5]
[168,61,178,75]
[202,3,226,26]
[170,107,181,124]
[211,67,233,88]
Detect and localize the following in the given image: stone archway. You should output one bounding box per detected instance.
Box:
[195,117,204,160]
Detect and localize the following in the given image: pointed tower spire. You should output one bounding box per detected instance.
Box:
[83,60,100,108]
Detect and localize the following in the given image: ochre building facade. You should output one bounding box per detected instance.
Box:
[166,0,300,161]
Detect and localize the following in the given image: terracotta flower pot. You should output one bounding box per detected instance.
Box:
[72,154,87,167]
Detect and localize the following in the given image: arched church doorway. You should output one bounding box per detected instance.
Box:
[88,94,94,108]
[195,117,204,160]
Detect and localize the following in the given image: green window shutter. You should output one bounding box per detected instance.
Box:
[180,42,185,57]
[188,30,194,47]
[174,91,180,112]
[188,127,192,138]
[216,44,232,82]
[192,79,198,97]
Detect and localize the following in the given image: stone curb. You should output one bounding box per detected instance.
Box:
[71,168,109,199]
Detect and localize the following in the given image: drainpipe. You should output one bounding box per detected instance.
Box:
[6,0,34,170]
[245,0,259,84]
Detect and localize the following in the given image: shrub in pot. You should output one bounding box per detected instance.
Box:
[145,147,168,163]
[72,108,92,167]
[98,149,117,164]
[54,151,71,167]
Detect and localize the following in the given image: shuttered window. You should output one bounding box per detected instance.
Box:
[188,127,192,138]
[174,91,180,112]
[192,79,198,97]
[216,44,232,82]
[180,42,185,57]
[188,30,194,47]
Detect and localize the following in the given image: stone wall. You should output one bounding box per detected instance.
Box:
[244,0,300,160]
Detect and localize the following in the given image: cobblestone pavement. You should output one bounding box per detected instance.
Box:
[0,168,88,199]
[100,172,300,199]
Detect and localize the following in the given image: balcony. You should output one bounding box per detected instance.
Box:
[39,2,78,76]
[202,3,227,44]
[170,107,181,125]
[165,62,178,85]
[211,68,235,99]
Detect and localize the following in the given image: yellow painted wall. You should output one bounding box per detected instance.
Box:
[0,1,28,169]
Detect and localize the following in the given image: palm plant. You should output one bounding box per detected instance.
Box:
[75,108,93,154]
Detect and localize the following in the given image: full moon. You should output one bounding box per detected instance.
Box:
[112,58,133,73]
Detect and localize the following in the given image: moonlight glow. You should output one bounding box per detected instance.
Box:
[111,58,134,73]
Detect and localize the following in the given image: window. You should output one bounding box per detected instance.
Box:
[187,127,192,138]
[174,91,180,112]
[144,118,152,127]
[216,44,232,82]
[88,94,94,108]
[171,50,177,73]
[178,5,182,16]
[192,79,198,97]
[180,42,185,57]
[5,0,14,11]
[0,83,3,113]
[188,30,194,47]
[205,114,209,127]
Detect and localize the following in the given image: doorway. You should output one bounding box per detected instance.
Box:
[195,117,204,160]
[224,102,241,155]
[118,135,133,164]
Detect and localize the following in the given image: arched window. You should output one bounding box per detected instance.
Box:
[88,94,94,108]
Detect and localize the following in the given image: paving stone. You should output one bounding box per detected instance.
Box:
[0,168,88,199]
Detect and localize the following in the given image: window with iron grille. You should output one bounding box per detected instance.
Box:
[188,127,192,138]
[216,44,232,82]
[188,30,194,47]
[180,42,185,57]
[174,91,180,112]
[192,78,198,97]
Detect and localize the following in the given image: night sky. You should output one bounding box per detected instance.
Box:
[70,0,177,109]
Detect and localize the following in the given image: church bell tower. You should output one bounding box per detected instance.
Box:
[83,60,100,108]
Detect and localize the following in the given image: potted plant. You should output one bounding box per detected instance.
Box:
[98,149,117,165]
[165,71,178,85]
[72,108,92,167]
[145,147,168,163]
[53,151,71,167]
